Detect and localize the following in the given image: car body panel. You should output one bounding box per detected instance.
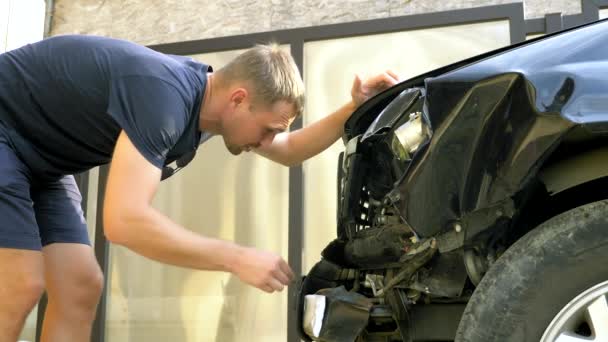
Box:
[345,19,608,238]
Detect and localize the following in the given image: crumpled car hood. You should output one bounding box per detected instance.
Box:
[345,19,608,237]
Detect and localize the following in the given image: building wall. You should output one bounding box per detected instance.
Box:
[50,0,580,45]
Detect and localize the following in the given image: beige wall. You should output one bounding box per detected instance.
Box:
[50,0,581,45]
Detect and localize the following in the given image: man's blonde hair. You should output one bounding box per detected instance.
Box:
[216,43,305,118]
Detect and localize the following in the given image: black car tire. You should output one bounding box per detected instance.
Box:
[455,199,608,342]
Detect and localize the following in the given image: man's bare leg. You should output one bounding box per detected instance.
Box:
[40,243,104,342]
[0,248,45,342]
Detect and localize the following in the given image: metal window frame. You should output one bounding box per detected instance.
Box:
[526,0,604,36]
[32,1,606,341]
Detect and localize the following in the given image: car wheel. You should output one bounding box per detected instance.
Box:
[455,200,608,342]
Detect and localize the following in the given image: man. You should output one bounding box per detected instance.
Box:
[0,35,399,341]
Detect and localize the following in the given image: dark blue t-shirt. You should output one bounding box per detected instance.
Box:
[0,35,211,179]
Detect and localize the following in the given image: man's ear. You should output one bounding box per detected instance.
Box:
[230,87,249,106]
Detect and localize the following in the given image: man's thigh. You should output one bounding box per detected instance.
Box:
[0,135,45,334]
[31,165,101,300]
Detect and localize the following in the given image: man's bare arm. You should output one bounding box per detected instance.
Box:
[103,131,294,292]
[256,71,400,166]
[254,100,356,166]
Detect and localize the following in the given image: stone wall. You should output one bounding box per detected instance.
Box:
[50,0,581,45]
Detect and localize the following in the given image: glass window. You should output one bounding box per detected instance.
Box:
[0,0,8,52]
[600,9,608,20]
[85,167,100,246]
[105,48,290,342]
[302,20,511,272]
[527,33,545,40]
[3,0,45,52]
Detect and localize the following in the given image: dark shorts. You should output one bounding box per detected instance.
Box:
[0,133,90,251]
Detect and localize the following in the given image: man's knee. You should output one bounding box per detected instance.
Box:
[50,265,104,312]
[81,267,105,303]
[0,271,43,340]
[4,271,45,314]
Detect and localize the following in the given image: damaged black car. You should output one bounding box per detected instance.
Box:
[297,19,608,342]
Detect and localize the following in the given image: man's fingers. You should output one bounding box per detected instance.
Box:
[273,268,292,285]
[358,70,401,89]
[353,74,362,88]
[372,70,400,86]
[366,74,385,86]
[378,71,399,87]
[268,279,285,292]
[261,284,274,293]
[279,259,295,281]
[385,69,400,82]
[366,73,396,91]
[351,74,363,96]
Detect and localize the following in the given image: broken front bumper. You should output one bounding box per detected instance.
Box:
[297,260,373,342]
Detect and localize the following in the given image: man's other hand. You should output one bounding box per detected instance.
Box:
[232,247,295,293]
[351,70,401,107]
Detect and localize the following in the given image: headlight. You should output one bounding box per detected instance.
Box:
[359,87,430,163]
[390,111,430,161]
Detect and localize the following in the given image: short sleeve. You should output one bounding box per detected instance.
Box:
[106,76,190,169]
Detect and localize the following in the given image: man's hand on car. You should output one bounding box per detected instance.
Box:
[351,70,401,107]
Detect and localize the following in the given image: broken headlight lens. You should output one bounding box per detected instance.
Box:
[390,111,430,162]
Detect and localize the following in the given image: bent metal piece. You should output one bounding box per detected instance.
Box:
[376,239,437,297]
[303,286,373,341]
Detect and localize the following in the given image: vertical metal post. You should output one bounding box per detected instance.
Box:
[545,13,564,33]
[582,0,600,23]
[34,293,47,342]
[288,40,305,342]
[91,165,110,342]
[508,2,526,43]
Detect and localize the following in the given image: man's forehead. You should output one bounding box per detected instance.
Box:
[270,112,295,128]
[271,102,297,124]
